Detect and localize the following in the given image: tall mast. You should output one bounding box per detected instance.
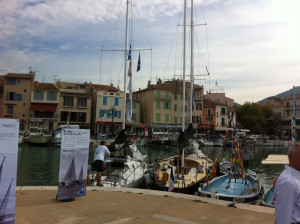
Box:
[189,0,194,124]
[182,0,187,132]
[292,86,296,144]
[122,0,130,130]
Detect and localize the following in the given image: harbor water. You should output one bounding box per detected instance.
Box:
[17,143,287,191]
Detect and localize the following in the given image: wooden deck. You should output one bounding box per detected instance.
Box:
[262,154,288,164]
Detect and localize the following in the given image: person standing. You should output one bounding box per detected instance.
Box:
[94,140,110,187]
[241,147,254,171]
[274,142,300,224]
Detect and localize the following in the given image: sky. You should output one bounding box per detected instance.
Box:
[1,0,300,105]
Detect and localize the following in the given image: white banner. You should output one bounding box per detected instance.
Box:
[57,129,90,201]
[0,119,19,223]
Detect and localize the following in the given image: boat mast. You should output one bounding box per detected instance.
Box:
[189,0,194,125]
[182,0,187,132]
[122,0,130,130]
[292,86,296,144]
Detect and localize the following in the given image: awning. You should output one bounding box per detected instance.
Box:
[30,104,57,112]
[197,124,214,129]
[215,127,228,131]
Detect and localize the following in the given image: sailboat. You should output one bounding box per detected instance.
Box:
[154,0,213,194]
[198,114,263,202]
[92,0,148,188]
[61,157,77,186]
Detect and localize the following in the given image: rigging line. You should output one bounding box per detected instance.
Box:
[201,5,210,72]
[140,0,152,48]
[101,0,118,49]
[163,9,183,79]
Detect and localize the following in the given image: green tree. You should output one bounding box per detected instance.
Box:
[236,102,273,134]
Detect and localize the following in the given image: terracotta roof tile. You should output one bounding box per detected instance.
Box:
[91,84,119,91]
[33,82,59,91]
[4,73,34,79]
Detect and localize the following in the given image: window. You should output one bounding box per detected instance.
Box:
[61,112,69,121]
[156,90,161,98]
[77,97,87,107]
[165,91,169,98]
[174,116,177,124]
[156,113,160,122]
[196,103,202,110]
[34,91,44,100]
[164,102,170,109]
[17,79,20,85]
[79,112,86,122]
[156,101,160,109]
[100,110,104,118]
[221,108,226,115]
[63,96,73,107]
[286,102,289,108]
[6,78,16,85]
[207,109,212,116]
[47,91,57,101]
[24,89,27,93]
[174,104,177,111]
[174,93,177,100]
[70,112,78,122]
[115,98,119,106]
[7,106,14,115]
[165,114,169,122]
[17,94,22,101]
[103,96,107,105]
[23,103,26,106]
[221,118,225,126]
[118,111,121,118]
[6,92,16,101]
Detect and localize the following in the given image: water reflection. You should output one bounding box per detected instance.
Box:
[17,143,288,190]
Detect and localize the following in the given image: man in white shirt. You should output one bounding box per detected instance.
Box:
[275,141,300,224]
[94,140,110,186]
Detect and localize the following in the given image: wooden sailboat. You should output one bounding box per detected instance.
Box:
[154,0,213,194]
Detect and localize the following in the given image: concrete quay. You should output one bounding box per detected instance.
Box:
[16,186,276,224]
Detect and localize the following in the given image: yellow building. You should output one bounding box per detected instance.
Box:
[55,81,91,129]
[3,72,34,131]
[30,82,60,132]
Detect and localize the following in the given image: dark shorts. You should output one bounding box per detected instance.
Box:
[93,160,104,172]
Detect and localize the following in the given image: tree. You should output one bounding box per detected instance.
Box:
[236,102,273,134]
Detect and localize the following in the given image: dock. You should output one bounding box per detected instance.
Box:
[262,154,288,164]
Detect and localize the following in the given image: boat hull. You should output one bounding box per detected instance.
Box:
[28,135,52,144]
[262,187,275,207]
[198,174,263,203]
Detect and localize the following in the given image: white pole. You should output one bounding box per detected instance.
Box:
[189,0,194,124]
[122,0,130,130]
[182,0,187,132]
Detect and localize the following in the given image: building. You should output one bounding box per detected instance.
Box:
[87,84,123,137]
[29,82,60,132]
[267,95,300,139]
[55,81,91,129]
[3,72,34,131]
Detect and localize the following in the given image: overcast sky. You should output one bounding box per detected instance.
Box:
[1,0,300,104]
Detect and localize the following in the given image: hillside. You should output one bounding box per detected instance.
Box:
[257,86,300,104]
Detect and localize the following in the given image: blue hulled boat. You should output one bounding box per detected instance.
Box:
[198,174,263,203]
[262,187,275,207]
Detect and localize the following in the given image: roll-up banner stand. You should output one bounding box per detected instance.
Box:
[0,119,19,223]
[57,129,90,201]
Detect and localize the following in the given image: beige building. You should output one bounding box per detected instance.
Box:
[3,72,34,131]
[30,82,60,132]
[55,81,91,129]
[135,79,203,130]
